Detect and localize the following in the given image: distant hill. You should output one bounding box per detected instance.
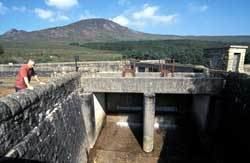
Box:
[1,18,249,43]
[0,18,178,42]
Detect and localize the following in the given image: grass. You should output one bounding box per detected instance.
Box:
[0,40,123,64]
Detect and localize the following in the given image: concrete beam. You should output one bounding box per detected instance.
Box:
[143,93,155,152]
[81,77,224,94]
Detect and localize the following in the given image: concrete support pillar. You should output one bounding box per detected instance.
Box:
[135,66,139,73]
[143,93,155,152]
[192,95,210,131]
[145,67,149,72]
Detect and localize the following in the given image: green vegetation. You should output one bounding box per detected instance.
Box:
[0,44,3,54]
[79,40,224,65]
[1,39,250,65]
[0,40,122,64]
[79,40,250,65]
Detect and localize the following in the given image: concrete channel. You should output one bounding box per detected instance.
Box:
[88,114,211,163]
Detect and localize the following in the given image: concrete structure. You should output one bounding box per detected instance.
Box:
[204,45,248,72]
[81,75,223,94]
[0,71,225,161]
[80,72,224,152]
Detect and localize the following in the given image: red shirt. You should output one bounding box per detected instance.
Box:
[15,64,36,89]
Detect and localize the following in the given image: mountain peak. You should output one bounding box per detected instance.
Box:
[68,18,129,31]
[4,28,27,36]
[1,18,148,42]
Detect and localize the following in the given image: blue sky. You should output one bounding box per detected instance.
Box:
[0,0,249,35]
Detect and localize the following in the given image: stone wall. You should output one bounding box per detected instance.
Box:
[0,73,90,163]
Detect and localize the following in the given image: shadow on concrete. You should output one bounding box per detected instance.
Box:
[127,112,143,148]
[0,157,45,163]
[209,80,250,163]
[158,111,211,163]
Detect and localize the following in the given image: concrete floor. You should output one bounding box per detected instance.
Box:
[89,114,210,163]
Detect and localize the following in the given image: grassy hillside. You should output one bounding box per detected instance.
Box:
[1,39,249,65]
[0,40,122,64]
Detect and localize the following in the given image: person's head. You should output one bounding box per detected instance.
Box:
[27,59,35,68]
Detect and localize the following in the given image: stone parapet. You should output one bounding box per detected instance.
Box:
[0,73,89,162]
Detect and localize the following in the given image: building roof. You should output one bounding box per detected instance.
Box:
[204,45,248,51]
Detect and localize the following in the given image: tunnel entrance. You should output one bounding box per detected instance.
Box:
[88,93,211,163]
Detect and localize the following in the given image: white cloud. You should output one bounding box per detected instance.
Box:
[112,15,129,26]
[188,3,208,12]
[133,4,158,19]
[0,2,8,15]
[12,6,27,12]
[35,8,54,20]
[34,8,69,22]
[79,10,97,20]
[112,4,177,29]
[45,0,78,10]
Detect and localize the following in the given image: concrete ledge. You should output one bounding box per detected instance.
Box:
[81,77,224,94]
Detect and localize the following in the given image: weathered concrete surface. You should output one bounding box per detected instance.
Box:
[93,93,106,147]
[81,76,224,94]
[79,92,96,149]
[89,115,210,163]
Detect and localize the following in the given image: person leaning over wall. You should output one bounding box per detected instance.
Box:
[15,59,45,92]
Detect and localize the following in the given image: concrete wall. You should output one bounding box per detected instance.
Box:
[0,61,123,77]
[92,93,106,147]
[135,63,195,72]
[83,72,206,78]
[105,93,192,113]
[0,73,93,163]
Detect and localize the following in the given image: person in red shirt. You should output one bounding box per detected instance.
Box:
[15,59,45,92]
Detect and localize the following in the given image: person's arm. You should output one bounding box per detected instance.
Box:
[34,75,45,84]
[24,77,34,90]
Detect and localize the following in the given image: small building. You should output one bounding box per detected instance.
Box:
[204,45,248,72]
